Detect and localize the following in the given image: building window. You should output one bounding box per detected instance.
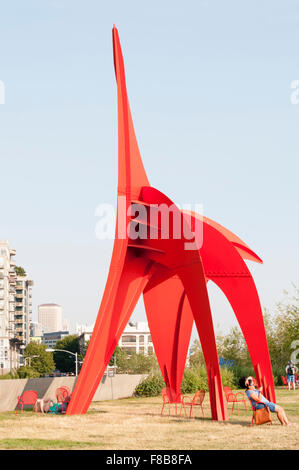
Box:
[122,335,136,343]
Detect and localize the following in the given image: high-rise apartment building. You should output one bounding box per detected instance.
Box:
[14,275,33,346]
[38,304,62,333]
[0,241,19,373]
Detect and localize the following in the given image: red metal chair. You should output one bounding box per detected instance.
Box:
[52,387,71,414]
[160,388,181,416]
[58,385,71,395]
[281,376,289,389]
[16,390,38,415]
[160,388,171,416]
[224,386,247,414]
[180,390,205,418]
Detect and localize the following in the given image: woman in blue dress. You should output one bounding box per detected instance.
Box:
[245,376,294,426]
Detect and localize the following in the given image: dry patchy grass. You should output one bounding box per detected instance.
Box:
[0,388,298,450]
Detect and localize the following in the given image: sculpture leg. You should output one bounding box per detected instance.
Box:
[66,251,152,415]
[143,269,193,403]
[177,265,229,421]
[210,276,275,402]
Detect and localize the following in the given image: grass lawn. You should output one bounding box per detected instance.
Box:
[0,387,297,450]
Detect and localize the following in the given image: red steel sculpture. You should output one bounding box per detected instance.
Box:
[66,26,275,419]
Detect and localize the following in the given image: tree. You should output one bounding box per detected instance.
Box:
[265,286,299,372]
[15,266,26,277]
[24,342,55,377]
[216,326,251,367]
[54,335,80,373]
[16,365,40,379]
[109,345,131,373]
[126,352,158,374]
[109,345,159,374]
[189,339,205,367]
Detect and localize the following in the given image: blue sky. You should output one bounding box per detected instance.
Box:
[1,1,298,337]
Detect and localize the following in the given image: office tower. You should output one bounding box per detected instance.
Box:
[38,304,62,333]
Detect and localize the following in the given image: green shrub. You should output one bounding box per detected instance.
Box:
[134,364,242,398]
[219,366,235,388]
[228,365,255,387]
[134,374,165,397]
[181,366,208,394]
[270,366,283,386]
[16,366,40,379]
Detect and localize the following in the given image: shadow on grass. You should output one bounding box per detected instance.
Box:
[87,409,108,415]
[153,412,252,427]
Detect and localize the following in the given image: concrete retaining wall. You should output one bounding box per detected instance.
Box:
[0,374,146,412]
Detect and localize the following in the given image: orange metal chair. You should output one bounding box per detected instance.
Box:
[16,390,38,415]
[224,386,247,414]
[180,390,205,418]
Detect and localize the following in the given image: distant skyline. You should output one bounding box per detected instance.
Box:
[1,1,299,339]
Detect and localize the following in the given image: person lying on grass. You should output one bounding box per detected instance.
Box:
[245,376,295,426]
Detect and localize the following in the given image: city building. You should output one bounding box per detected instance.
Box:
[38,304,62,333]
[76,320,154,356]
[42,330,69,349]
[118,321,153,355]
[14,274,33,346]
[76,323,94,356]
[0,241,20,373]
[62,318,70,332]
[30,321,44,343]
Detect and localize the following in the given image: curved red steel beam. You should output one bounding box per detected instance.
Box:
[189,211,274,401]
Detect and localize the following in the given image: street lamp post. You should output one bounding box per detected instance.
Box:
[46,348,78,376]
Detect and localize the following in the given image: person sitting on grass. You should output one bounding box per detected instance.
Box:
[35,398,54,413]
[245,376,295,426]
